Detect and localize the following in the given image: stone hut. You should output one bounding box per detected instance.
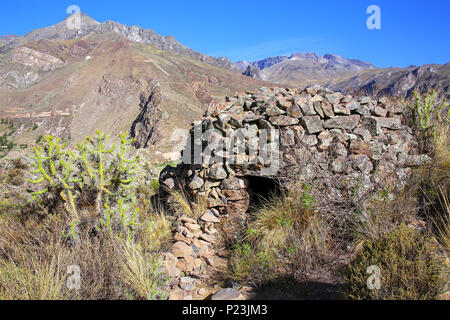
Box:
[159,86,429,219]
[157,86,430,290]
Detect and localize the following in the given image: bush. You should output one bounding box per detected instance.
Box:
[0,120,15,159]
[342,224,445,300]
[350,187,413,242]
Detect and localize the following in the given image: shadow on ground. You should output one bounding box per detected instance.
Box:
[249,276,343,300]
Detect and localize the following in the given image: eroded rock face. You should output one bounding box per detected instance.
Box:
[11,46,65,71]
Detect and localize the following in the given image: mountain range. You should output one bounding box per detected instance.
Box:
[236,52,376,87]
[0,13,448,160]
[237,53,449,100]
[0,13,238,71]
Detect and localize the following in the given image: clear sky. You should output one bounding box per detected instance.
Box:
[0,0,449,68]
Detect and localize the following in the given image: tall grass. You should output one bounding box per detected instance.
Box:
[119,241,169,300]
[169,189,207,219]
[0,204,172,300]
[229,184,330,284]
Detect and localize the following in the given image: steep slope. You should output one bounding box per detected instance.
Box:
[0,32,268,160]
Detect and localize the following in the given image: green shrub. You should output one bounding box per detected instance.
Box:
[229,242,278,284]
[342,224,445,300]
[0,120,15,158]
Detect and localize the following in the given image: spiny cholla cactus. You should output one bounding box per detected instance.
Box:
[28,136,81,240]
[28,131,141,241]
[29,136,81,214]
[408,90,449,132]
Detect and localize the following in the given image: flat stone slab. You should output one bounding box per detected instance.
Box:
[211,288,241,300]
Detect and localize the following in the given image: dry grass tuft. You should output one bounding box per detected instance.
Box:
[119,240,169,300]
[136,211,171,252]
[0,199,173,300]
[342,224,446,300]
[229,183,331,284]
[169,189,207,219]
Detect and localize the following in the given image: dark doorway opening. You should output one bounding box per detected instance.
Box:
[245,175,282,211]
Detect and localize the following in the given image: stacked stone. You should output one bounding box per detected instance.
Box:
[161,213,221,297]
[159,86,431,299]
[160,86,430,217]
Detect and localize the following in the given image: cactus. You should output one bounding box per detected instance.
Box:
[77,130,117,215]
[28,130,142,241]
[28,136,82,240]
[407,90,450,153]
[95,132,140,240]
[408,90,449,132]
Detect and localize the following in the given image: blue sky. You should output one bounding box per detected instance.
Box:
[0,0,449,68]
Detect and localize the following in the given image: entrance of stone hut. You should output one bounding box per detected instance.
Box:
[244,175,282,212]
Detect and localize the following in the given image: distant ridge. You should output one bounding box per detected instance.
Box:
[236,52,376,87]
[0,35,20,41]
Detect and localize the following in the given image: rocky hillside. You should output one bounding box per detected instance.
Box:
[0,31,268,160]
[0,35,20,42]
